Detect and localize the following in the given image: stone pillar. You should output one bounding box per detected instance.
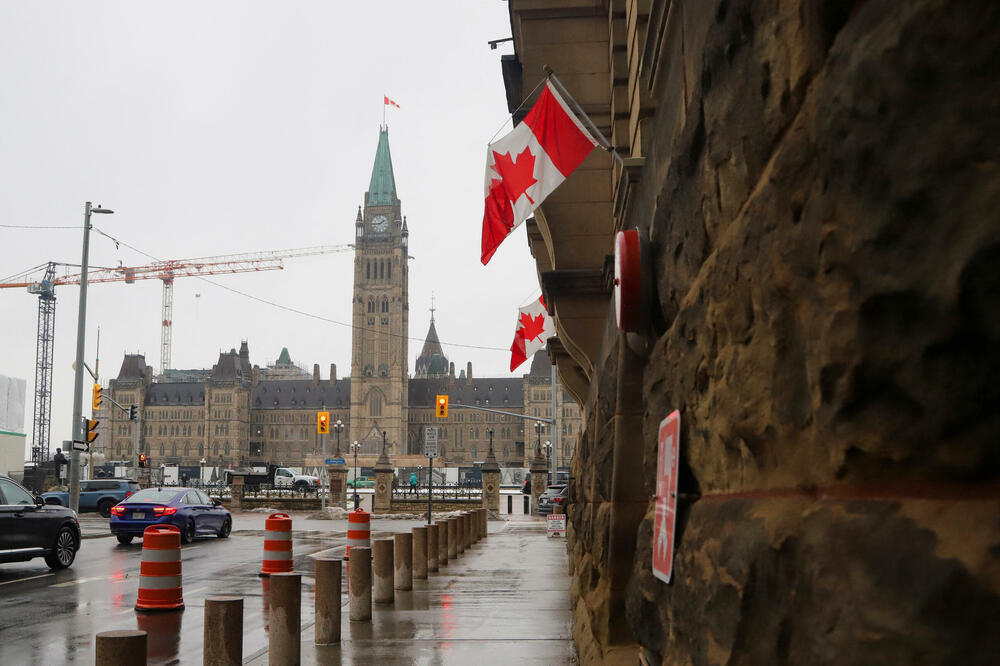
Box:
[349,547,372,621]
[481,442,501,515]
[427,523,439,572]
[327,464,348,509]
[437,522,448,566]
[530,448,548,515]
[457,514,466,553]
[373,539,394,604]
[314,558,341,645]
[394,533,412,590]
[481,507,488,539]
[447,519,457,559]
[269,572,301,665]
[373,443,394,514]
[204,596,243,665]
[95,630,147,666]
[412,526,428,580]
[230,475,244,512]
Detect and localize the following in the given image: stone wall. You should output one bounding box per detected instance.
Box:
[566,1,1000,663]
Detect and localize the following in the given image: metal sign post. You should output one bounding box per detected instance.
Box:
[424,427,438,524]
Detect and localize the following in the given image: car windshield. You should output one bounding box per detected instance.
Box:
[123,488,182,504]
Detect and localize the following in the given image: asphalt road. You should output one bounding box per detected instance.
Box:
[0,524,345,664]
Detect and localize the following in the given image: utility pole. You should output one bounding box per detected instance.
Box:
[69,202,113,512]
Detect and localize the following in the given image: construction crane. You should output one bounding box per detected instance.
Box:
[0,244,353,462]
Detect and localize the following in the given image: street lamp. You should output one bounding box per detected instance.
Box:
[333,419,344,457]
[533,421,543,457]
[69,202,113,513]
[350,440,361,510]
[543,441,552,484]
[199,458,206,487]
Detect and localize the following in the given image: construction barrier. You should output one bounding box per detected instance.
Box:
[345,508,371,561]
[260,513,293,576]
[135,524,184,612]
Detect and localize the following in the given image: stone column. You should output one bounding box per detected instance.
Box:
[230,475,244,512]
[314,558,341,645]
[447,519,457,559]
[412,526,428,580]
[349,547,372,621]
[204,596,243,665]
[373,443,394,514]
[327,463,348,509]
[481,442,501,515]
[269,572,301,665]
[394,533,412,590]
[373,539,394,604]
[530,447,548,515]
[427,523,439,572]
[437,522,448,566]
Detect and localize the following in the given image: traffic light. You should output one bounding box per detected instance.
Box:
[92,383,102,411]
[435,394,449,418]
[317,411,330,434]
[138,453,147,468]
[129,404,138,421]
[86,419,99,444]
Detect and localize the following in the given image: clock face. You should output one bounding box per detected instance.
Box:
[371,215,389,233]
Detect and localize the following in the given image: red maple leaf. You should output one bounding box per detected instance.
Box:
[518,312,547,342]
[492,146,538,206]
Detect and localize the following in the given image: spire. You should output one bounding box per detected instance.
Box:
[414,303,449,378]
[430,292,436,323]
[366,128,397,207]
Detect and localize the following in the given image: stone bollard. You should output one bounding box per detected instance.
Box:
[314,558,342,645]
[437,522,448,566]
[477,509,484,540]
[481,507,488,539]
[349,547,372,621]
[447,518,458,559]
[373,539,395,604]
[394,532,413,590]
[470,510,478,543]
[412,525,428,580]
[427,522,439,572]
[465,512,473,547]
[269,572,301,665]
[457,515,466,554]
[95,630,147,666]
[204,596,243,665]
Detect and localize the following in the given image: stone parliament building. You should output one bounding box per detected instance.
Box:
[99,129,580,473]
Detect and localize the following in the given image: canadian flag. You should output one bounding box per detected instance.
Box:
[384,95,401,109]
[481,81,599,265]
[510,296,556,371]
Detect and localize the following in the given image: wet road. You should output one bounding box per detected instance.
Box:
[0,527,344,664]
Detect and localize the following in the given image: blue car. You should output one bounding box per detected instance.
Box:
[110,487,231,545]
[42,479,141,517]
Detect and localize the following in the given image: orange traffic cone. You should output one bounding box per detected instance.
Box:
[260,512,293,576]
[345,509,370,561]
[135,524,184,612]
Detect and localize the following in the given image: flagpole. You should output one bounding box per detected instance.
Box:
[543,65,623,164]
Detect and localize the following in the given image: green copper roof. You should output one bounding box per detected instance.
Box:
[367,128,397,206]
[276,347,292,366]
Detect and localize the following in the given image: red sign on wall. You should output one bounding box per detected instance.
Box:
[652,410,680,584]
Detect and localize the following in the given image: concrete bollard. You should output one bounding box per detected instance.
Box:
[464,513,472,548]
[437,522,448,566]
[269,572,301,665]
[394,533,413,590]
[427,522,439,572]
[95,630,147,666]
[412,525,428,580]
[204,596,243,666]
[373,539,395,604]
[476,509,483,541]
[470,510,477,543]
[314,558,342,645]
[457,515,466,554]
[447,518,458,559]
[481,507,488,539]
[349,547,372,621]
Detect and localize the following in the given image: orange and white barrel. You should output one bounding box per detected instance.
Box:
[260,512,294,576]
[135,524,184,612]
[345,509,371,561]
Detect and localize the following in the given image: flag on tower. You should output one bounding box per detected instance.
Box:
[481,80,599,265]
[510,296,556,371]
[384,95,401,109]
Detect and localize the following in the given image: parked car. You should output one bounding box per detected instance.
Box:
[0,474,81,569]
[537,484,569,516]
[42,478,141,517]
[110,487,232,545]
[347,476,374,488]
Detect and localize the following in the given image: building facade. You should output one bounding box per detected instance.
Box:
[99,129,581,472]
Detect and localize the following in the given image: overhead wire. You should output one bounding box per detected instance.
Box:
[91,226,513,353]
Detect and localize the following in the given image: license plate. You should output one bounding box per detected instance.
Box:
[132,511,145,519]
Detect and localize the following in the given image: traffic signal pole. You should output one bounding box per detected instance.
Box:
[68,204,94,513]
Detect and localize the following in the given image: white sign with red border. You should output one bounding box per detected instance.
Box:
[547,513,566,537]
[652,410,680,584]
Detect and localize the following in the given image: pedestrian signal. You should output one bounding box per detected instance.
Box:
[86,419,99,444]
[317,411,330,434]
[92,383,102,411]
[435,395,449,418]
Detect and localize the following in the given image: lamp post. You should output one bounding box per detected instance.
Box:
[333,419,344,457]
[69,202,113,513]
[350,440,361,510]
[199,458,206,487]
[543,441,552,484]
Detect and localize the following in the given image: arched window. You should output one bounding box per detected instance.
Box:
[381,297,389,313]
[368,297,376,313]
[199,444,204,456]
[387,261,391,280]
[366,261,370,280]
[159,444,165,456]
[184,443,190,456]
[378,364,388,377]
[380,261,385,280]
[370,392,382,416]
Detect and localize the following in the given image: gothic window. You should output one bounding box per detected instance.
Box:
[366,261,370,280]
[381,316,389,326]
[368,316,375,326]
[378,364,388,377]
[184,444,189,456]
[159,444,165,456]
[381,297,389,313]
[199,444,204,456]
[368,297,375,313]
[370,392,382,416]
[364,365,374,377]
[380,261,384,280]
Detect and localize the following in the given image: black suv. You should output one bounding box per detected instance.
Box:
[0,474,81,569]
[538,484,569,516]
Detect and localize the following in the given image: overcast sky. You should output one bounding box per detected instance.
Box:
[0,1,542,457]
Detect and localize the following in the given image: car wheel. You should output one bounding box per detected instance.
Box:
[116,534,134,545]
[294,481,309,492]
[181,519,195,544]
[44,526,78,569]
[218,518,231,539]
[98,499,114,518]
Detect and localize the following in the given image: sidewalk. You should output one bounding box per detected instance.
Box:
[246,515,576,665]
